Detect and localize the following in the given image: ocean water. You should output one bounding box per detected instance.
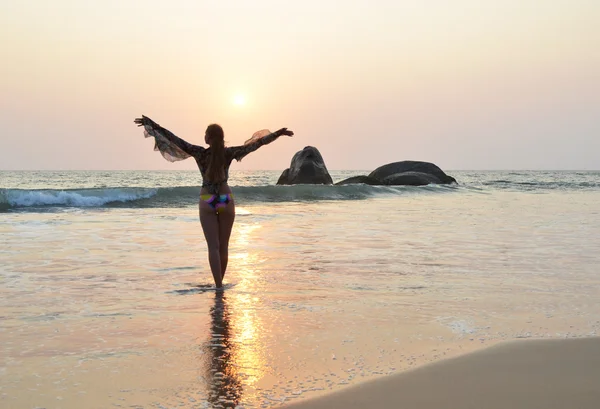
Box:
[1,170,600,409]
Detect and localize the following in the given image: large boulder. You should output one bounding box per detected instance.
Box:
[382,171,442,186]
[369,161,456,185]
[335,175,381,186]
[276,146,333,185]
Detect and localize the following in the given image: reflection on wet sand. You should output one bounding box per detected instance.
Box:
[204,291,243,408]
[198,217,269,407]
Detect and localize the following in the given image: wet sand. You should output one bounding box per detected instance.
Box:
[284,337,600,409]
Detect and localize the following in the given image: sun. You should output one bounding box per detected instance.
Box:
[233,94,246,106]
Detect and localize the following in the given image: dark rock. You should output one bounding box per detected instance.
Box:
[276,146,333,185]
[369,161,456,184]
[382,172,442,186]
[276,169,290,185]
[335,175,382,186]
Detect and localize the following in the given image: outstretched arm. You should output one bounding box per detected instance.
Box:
[230,128,294,161]
[134,115,204,161]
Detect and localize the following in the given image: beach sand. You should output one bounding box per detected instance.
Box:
[283,337,600,409]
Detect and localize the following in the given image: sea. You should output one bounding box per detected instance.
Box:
[1,170,600,409]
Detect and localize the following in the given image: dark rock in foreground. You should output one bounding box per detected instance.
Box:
[336,161,456,186]
[382,171,443,186]
[335,175,382,186]
[277,146,333,185]
[369,161,456,184]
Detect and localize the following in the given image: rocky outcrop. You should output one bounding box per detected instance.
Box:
[276,147,456,186]
[335,161,456,186]
[276,146,333,185]
[335,175,381,186]
[369,161,456,184]
[381,171,442,186]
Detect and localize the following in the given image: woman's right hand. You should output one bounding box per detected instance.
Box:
[134,115,157,128]
[277,128,294,137]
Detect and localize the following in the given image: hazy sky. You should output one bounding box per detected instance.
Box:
[1,0,599,170]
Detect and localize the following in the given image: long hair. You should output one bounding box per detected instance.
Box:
[205,124,226,182]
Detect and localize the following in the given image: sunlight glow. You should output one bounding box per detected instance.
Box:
[233,94,246,106]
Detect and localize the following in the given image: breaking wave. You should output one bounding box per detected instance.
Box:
[0,184,453,211]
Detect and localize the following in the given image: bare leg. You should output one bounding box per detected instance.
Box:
[217,199,235,279]
[200,202,222,288]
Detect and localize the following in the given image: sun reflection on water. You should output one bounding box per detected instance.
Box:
[203,292,243,407]
[200,219,269,406]
[201,289,268,405]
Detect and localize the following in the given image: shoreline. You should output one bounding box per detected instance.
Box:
[283,337,600,409]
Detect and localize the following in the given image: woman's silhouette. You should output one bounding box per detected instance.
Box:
[135,116,293,288]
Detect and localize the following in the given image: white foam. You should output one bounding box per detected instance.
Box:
[438,317,478,335]
[4,189,157,207]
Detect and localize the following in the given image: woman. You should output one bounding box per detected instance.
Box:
[134,115,294,288]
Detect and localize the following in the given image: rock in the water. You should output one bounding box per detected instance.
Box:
[276,146,333,185]
[382,171,442,186]
[369,161,456,184]
[335,175,381,186]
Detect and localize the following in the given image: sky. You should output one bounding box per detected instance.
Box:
[1,0,599,171]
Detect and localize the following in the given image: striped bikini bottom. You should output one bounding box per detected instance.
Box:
[200,193,233,214]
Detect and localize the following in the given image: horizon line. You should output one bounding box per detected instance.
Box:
[1,168,599,172]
